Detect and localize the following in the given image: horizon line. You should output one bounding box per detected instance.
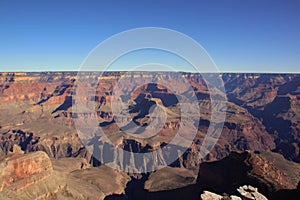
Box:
[0,70,299,75]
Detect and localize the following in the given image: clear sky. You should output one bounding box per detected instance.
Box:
[0,0,299,73]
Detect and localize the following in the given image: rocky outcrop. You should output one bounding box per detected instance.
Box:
[200,185,267,200]
[237,185,267,200]
[200,191,225,200]
[0,149,53,192]
[0,147,61,199]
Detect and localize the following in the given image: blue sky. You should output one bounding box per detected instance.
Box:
[0,0,299,72]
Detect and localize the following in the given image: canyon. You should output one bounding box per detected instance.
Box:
[0,72,299,199]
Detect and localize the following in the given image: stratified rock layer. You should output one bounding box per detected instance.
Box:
[0,151,52,191]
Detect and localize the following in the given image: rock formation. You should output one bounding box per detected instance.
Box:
[200,185,267,200]
[237,185,268,200]
[0,149,58,199]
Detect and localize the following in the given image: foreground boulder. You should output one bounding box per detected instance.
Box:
[201,185,266,200]
[237,185,267,200]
